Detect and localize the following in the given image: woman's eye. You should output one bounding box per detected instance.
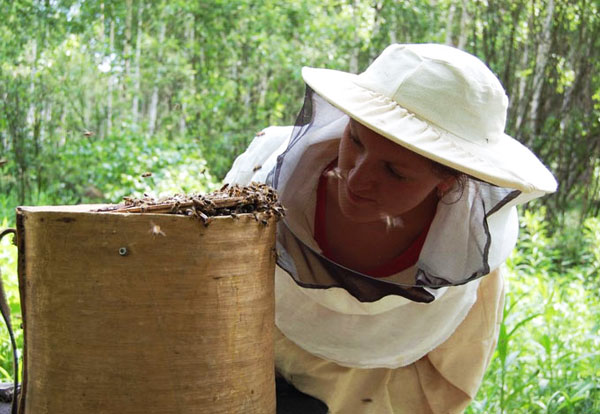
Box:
[387,164,405,180]
[349,134,362,147]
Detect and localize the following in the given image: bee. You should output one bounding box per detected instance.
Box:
[170,200,181,213]
[198,211,212,227]
[141,172,153,178]
[83,130,95,137]
[256,130,266,137]
[325,167,344,180]
[149,221,166,237]
[381,214,404,231]
[253,165,262,172]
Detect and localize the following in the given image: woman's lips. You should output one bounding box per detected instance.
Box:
[345,186,374,204]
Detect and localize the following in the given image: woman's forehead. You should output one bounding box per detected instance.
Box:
[348,119,434,167]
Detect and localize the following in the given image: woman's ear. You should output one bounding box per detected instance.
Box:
[436,176,456,197]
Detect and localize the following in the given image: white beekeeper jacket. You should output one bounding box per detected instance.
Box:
[225,124,512,414]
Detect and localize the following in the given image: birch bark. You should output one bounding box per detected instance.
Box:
[180,12,194,137]
[148,21,166,136]
[132,1,144,124]
[529,0,555,133]
[107,20,115,134]
[457,0,469,49]
[445,1,456,46]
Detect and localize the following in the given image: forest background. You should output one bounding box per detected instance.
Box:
[1,0,599,412]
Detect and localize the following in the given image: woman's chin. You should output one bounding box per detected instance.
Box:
[338,199,384,224]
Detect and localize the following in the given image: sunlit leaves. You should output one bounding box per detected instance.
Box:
[469,209,600,414]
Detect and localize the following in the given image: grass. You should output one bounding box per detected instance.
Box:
[0,209,599,412]
[467,210,600,413]
[0,218,22,384]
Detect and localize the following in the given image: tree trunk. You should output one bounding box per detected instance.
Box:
[528,0,555,134]
[5,83,27,204]
[107,20,115,135]
[26,39,37,130]
[180,12,194,137]
[514,43,529,140]
[349,0,360,73]
[445,1,456,46]
[148,21,166,136]
[124,0,133,80]
[457,0,469,49]
[132,0,144,125]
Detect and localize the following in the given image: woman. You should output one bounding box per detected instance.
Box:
[225,44,557,413]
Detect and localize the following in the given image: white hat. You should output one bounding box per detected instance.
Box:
[301,43,557,195]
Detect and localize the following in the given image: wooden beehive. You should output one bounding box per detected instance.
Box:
[15,204,277,414]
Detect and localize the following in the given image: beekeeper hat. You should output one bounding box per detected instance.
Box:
[301,43,557,195]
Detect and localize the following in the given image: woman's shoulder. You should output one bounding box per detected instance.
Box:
[224,125,294,185]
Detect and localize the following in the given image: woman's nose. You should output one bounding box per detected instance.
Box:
[347,156,377,190]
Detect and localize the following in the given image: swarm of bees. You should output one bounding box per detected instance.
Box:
[98,183,285,227]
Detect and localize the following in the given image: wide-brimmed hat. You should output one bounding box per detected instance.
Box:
[301,43,557,195]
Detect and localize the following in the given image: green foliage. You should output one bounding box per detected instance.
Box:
[467,209,600,414]
[0,132,216,225]
[582,218,600,285]
[0,219,22,382]
[1,0,598,223]
[0,0,599,409]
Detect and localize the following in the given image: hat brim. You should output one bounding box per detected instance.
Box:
[302,67,558,195]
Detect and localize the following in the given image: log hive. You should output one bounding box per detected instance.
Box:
[16,193,278,414]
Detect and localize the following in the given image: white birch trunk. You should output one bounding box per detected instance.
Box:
[41,102,51,143]
[27,39,37,129]
[514,43,529,137]
[390,21,397,44]
[107,20,115,134]
[132,1,144,124]
[389,5,398,44]
[124,0,133,79]
[59,107,67,146]
[148,21,166,136]
[457,0,469,49]
[445,1,456,46]
[529,0,555,133]
[349,0,359,73]
[180,12,194,136]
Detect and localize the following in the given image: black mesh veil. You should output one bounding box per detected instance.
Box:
[267,87,520,304]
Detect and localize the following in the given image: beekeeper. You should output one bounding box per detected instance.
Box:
[225,43,557,414]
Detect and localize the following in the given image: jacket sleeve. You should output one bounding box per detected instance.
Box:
[274,268,505,414]
[224,125,293,186]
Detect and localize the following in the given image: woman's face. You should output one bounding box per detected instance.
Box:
[335,119,454,223]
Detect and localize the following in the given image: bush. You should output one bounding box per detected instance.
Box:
[468,209,600,414]
[0,132,218,225]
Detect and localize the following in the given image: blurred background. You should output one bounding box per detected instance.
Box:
[1,0,599,412]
